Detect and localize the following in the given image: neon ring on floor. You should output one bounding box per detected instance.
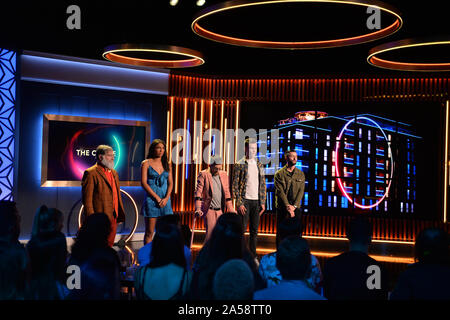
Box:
[334,117,394,209]
[367,38,450,71]
[103,44,205,68]
[191,0,403,49]
[78,189,139,243]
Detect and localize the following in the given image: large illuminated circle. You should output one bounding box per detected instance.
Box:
[192,0,403,49]
[78,189,139,243]
[103,44,205,68]
[367,38,450,71]
[334,117,394,209]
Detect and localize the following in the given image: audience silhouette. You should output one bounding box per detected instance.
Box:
[134,219,191,300]
[323,216,389,300]
[26,205,67,299]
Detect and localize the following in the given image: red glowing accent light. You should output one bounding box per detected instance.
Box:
[334,117,394,209]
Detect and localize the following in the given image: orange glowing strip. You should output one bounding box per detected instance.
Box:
[444,100,449,223]
[200,100,204,174]
[235,100,240,163]
[103,44,204,68]
[367,39,450,71]
[166,110,170,149]
[209,100,213,163]
[220,100,224,157]
[169,97,174,163]
[175,133,179,194]
[194,101,198,182]
[190,243,414,264]
[192,0,402,49]
[224,118,228,172]
[181,98,188,211]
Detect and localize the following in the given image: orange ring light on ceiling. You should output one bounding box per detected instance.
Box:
[103,44,205,68]
[191,0,403,49]
[367,38,450,71]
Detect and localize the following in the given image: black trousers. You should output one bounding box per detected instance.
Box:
[276,206,302,249]
[241,199,260,256]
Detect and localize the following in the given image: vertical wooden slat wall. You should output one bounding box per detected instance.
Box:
[169,73,450,241]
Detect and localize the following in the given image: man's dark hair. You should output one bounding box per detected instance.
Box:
[157,214,180,226]
[276,236,311,280]
[0,200,20,240]
[415,228,450,264]
[71,213,111,263]
[277,217,303,249]
[346,216,372,245]
[150,220,186,269]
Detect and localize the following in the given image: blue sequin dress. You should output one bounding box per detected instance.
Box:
[141,166,173,218]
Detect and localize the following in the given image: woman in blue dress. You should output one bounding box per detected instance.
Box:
[141,139,173,244]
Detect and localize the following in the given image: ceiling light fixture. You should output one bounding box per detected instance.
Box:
[367,38,450,71]
[102,44,205,68]
[192,0,402,49]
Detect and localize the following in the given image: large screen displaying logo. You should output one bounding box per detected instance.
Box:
[41,114,150,187]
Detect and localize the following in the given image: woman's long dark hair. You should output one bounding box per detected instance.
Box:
[146,139,169,172]
[70,213,111,263]
[149,220,186,269]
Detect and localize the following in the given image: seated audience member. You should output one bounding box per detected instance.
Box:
[0,200,29,300]
[191,213,265,300]
[390,228,450,300]
[67,213,121,300]
[26,205,68,300]
[323,216,389,300]
[138,214,191,269]
[258,217,323,293]
[180,224,192,249]
[134,220,192,300]
[213,259,254,300]
[254,236,325,300]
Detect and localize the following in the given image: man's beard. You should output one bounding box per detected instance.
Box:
[101,158,114,170]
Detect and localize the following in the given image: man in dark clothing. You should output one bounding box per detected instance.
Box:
[323,216,389,300]
[274,150,305,247]
[390,228,450,300]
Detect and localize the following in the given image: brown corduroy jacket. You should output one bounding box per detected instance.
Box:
[81,164,125,223]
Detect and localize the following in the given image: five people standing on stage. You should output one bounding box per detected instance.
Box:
[81,139,306,253]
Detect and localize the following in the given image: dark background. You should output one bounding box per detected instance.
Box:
[0,1,449,76]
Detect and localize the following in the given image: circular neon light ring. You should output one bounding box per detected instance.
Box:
[103,44,205,68]
[78,189,139,243]
[192,0,403,49]
[334,116,394,209]
[368,38,450,71]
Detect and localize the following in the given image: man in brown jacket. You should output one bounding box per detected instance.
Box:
[81,145,125,247]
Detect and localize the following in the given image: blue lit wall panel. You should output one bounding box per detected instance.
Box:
[0,49,16,200]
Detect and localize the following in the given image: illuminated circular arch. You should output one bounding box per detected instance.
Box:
[334,116,394,209]
[78,189,139,243]
[192,0,403,49]
[367,38,450,71]
[103,44,205,68]
[112,135,121,170]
